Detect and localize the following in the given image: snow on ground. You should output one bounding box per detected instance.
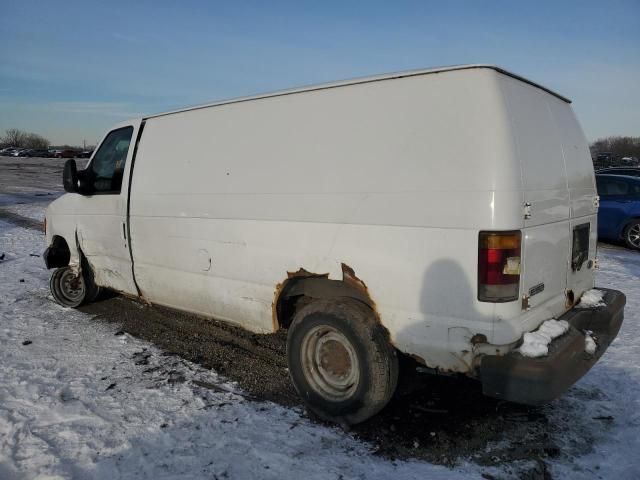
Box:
[545,243,640,478]
[0,217,474,480]
[0,193,60,222]
[1,202,640,479]
[0,201,48,222]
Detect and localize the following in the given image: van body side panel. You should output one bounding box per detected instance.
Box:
[129,69,519,370]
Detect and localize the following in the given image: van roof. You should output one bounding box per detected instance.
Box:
[145,64,570,120]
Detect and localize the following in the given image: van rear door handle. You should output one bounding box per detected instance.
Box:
[122,222,127,241]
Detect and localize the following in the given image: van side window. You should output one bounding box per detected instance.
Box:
[89,126,134,193]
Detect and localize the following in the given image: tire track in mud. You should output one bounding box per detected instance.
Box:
[0,208,44,231]
[80,295,297,405]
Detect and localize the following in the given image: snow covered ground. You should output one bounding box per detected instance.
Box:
[1,202,639,479]
[0,201,49,222]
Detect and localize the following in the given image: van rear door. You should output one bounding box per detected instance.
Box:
[503,78,569,314]
[548,102,598,299]
[501,77,596,316]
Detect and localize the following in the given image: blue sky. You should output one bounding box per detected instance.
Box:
[1,0,638,145]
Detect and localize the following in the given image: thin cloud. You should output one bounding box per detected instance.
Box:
[45,101,142,118]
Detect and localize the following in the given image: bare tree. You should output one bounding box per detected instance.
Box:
[1,128,28,148]
[0,128,51,149]
[590,136,640,164]
[24,133,50,149]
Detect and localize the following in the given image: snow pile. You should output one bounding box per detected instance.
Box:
[519,319,570,358]
[577,289,606,308]
[539,319,570,338]
[585,332,597,355]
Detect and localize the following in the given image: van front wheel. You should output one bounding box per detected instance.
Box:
[286,299,398,425]
[50,266,100,308]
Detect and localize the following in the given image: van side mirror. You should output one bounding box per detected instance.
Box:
[63,159,79,193]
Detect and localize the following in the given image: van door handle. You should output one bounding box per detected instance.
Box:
[122,222,127,241]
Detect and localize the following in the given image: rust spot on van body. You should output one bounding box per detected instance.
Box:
[565,289,576,309]
[272,285,285,330]
[340,263,388,326]
[339,263,406,364]
[272,263,377,332]
[272,268,329,331]
[287,268,328,279]
[272,281,285,331]
[341,263,367,292]
[409,353,427,365]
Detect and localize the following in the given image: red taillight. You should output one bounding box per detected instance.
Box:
[478,231,521,302]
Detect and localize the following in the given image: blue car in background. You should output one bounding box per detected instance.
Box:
[596,174,640,250]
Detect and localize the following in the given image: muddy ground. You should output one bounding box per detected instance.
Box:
[76,294,561,479]
[1,156,597,479]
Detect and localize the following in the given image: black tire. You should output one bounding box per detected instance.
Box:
[50,265,100,308]
[286,299,398,425]
[623,221,640,250]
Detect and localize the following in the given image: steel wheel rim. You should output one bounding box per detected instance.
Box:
[628,224,640,248]
[59,269,85,303]
[300,325,360,401]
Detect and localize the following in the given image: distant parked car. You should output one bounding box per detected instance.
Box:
[24,149,52,158]
[76,150,93,158]
[57,150,78,158]
[596,174,640,249]
[10,148,28,157]
[596,167,640,177]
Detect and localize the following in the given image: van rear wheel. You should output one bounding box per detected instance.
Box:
[623,221,640,250]
[50,266,100,308]
[286,299,398,425]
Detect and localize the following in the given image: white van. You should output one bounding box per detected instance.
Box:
[44,65,625,424]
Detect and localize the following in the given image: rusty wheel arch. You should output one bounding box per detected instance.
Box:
[272,264,378,331]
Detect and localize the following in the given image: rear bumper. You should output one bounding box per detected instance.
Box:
[479,288,625,406]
